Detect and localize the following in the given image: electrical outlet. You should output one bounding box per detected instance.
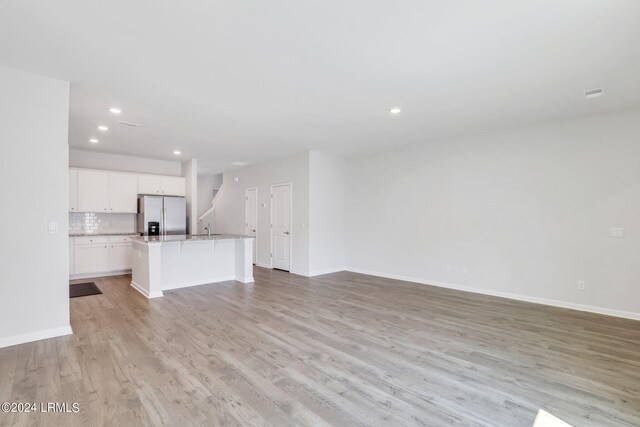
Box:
[577,280,586,291]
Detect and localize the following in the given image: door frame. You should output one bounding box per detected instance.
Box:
[270,182,292,271]
[245,187,258,265]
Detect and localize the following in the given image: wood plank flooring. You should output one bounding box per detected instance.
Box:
[1,267,639,426]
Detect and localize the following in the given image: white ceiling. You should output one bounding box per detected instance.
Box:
[1,1,640,174]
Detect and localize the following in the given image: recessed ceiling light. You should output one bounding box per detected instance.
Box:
[584,88,604,99]
[109,107,122,114]
[97,125,109,131]
[231,161,249,166]
[89,138,99,143]
[173,150,181,155]
[390,107,402,114]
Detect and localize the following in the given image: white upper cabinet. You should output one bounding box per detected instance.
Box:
[138,174,163,195]
[72,168,186,213]
[109,173,138,213]
[138,174,185,196]
[162,176,186,196]
[69,169,78,212]
[77,170,109,212]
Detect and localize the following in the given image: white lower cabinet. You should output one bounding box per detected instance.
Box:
[110,242,133,271]
[71,235,136,278]
[75,243,110,275]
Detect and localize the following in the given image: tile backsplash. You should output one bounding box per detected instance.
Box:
[69,213,136,235]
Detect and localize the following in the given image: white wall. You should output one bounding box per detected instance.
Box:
[70,148,182,176]
[181,159,198,234]
[346,108,640,319]
[197,173,222,234]
[309,151,346,275]
[0,66,71,347]
[197,174,223,218]
[215,152,310,275]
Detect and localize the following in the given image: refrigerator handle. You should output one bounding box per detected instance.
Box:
[162,208,166,235]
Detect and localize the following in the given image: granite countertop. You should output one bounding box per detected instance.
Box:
[132,234,254,244]
[69,232,140,237]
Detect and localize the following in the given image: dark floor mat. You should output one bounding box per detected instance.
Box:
[70,282,102,298]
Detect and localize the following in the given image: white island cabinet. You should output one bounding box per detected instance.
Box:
[130,234,254,299]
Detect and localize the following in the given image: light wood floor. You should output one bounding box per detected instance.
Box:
[1,268,639,426]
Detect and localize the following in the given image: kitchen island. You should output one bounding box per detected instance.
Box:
[130,234,254,298]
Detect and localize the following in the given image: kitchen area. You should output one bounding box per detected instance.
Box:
[68,166,254,298]
[68,167,187,279]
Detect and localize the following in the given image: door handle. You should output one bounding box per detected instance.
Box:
[284,231,290,235]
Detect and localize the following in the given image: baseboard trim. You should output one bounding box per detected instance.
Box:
[0,325,73,349]
[308,267,346,277]
[290,269,311,277]
[345,267,640,321]
[130,281,163,299]
[164,276,236,291]
[71,270,131,280]
[253,264,343,278]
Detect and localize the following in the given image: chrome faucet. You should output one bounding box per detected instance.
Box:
[204,223,211,238]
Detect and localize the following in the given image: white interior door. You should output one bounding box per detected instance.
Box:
[245,188,258,264]
[270,183,291,271]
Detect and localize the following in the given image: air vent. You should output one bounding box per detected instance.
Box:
[117,121,140,127]
[584,88,604,99]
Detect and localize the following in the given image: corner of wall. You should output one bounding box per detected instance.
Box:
[181,159,198,234]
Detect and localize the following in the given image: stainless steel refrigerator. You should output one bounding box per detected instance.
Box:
[137,196,187,235]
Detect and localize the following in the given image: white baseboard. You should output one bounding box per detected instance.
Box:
[345,267,640,321]
[0,325,73,349]
[130,281,163,299]
[308,267,346,277]
[290,269,311,277]
[270,267,345,278]
[164,276,236,291]
[132,275,244,299]
[71,270,131,280]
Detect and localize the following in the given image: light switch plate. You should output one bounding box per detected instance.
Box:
[610,227,625,238]
[48,222,59,234]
